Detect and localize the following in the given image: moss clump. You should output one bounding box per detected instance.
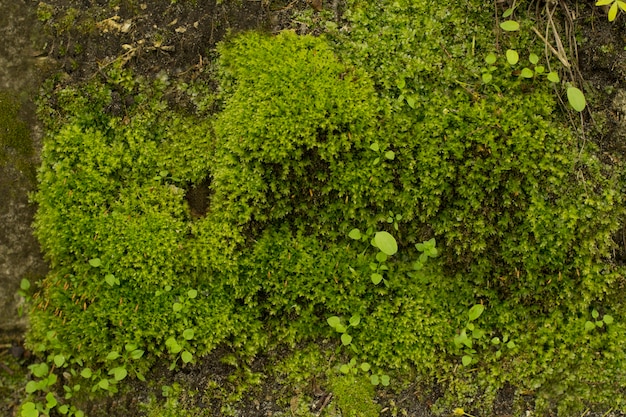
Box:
[328,374,380,417]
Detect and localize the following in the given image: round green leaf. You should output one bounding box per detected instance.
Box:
[181,351,193,364]
[111,367,127,381]
[173,302,183,312]
[187,289,198,299]
[349,315,361,326]
[371,273,383,285]
[183,328,195,340]
[592,309,600,319]
[520,68,534,78]
[327,316,341,328]
[348,229,361,240]
[360,362,371,372]
[547,71,560,83]
[374,231,398,256]
[485,53,497,64]
[105,274,116,286]
[380,374,390,386]
[46,392,58,408]
[482,73,492,83]
[370,374,379,385]
[506,49,519,65]
[384,150,395,160]
[98,379,109,390]
[20,279,31,291]
[462,355,472,366]
[25,380,39,394]
[500,20,520,31]
[88,258,101,267]
[529,53,539,64]
[80,368,92,378]
[567,86,586,112]
[603,315,614,325]
[341,333,352,346]
[340,364,350,374]
[468,304,485,321]
[53,354,65,367]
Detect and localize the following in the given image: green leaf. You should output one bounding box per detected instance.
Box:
[327,316,341,328]
[183,328,195,340]
[482,73,493,83]
[340,364,350,374]
[105,274,117,286]
[360,362,371,372]
[380,374,390,386]
[374,231,398,256]
[341,333,353,346]
[125,343,137,352]
[596,0,613,5]
[592,309,600,319]
[110,367,127,381]
[603,315,614,325]
[468,304,485,321]
[502,7,514,17]
[130,349,145,360]
[547,71,560,83]
[371,273,383,285]
[567,86,586,112]
[348,229,361,240]
[187,289,198,299]
[80,368,92,378]
[173,303,183,312]
[462,355,472,366]
[491,337,500,345]
[58,405,69,415]
[25,380,39,394]
[21,402,39,417]
[520,68,534,78]
[181,351,193,364]
[396,78,406,89]
[349,315,361,326]
[375,252,388,263]
[31,363,49,378]
[89,258,102,267]
[529,53,539,64]
[20,279,31,291]
[370,374,380,385]
[500,20,520,31]
[98,379,109,390]
[506,49,519,65]
[485,53,497,64]
[384,150,395,160]
[406,96,416,109]
[106,351,120,361]
[53,354,65,367]
[369,142,380,152]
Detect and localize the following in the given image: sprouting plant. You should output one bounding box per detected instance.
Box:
[595,0,626,21]
[584,309,614,331]
[386,211,403,231]
[327,315,390,386]
[369,141,395,164]
[348,228,398,285]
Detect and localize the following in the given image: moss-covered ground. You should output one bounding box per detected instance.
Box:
[3,0,626,416]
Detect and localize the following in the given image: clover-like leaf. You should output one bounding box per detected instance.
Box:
[181,351,193,364]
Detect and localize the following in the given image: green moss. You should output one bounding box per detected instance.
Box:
[328,374,380,417]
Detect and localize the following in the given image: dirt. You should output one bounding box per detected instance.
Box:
[1,0,626,416]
